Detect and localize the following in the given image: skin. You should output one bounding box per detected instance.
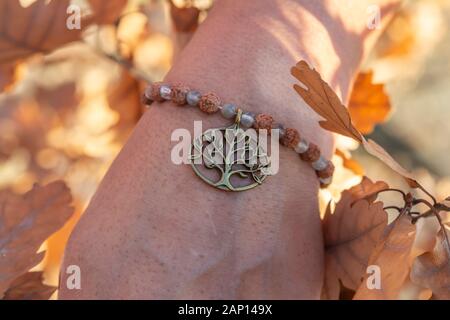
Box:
[60,0,401,299]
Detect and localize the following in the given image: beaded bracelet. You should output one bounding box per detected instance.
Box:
[143,82,335,191]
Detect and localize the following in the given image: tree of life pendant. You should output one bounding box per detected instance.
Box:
[189,112,271,192]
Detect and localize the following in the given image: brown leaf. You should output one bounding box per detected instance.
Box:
[0,181,74,298]
[322,177,388,299]
[362,138,420,188]
[353,213,416,299]
[291,60,362,142]
[0,0,128,67]
[0,0,83,65]
[88,0,128,25]
[348,71,391,134]
[410,226,450,299]
[292,60,423,189]
[3,272,55,300]
[0,64,16,92]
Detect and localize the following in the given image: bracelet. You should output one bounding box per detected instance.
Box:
[142,82,335,191]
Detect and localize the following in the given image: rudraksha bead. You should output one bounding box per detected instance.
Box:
[144,82,165,103]
[300,143,320,162]
[316,161,335,178]
[254,114,274,131]
[171,84,190,105]
[280,128,300,148]
[199,92,221,114]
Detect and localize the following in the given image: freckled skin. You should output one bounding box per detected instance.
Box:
[59,0,401,299]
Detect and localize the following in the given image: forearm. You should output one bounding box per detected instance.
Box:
[60,0,401,299]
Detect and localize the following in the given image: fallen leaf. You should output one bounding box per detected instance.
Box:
[0,181,74,298]
[3,272,55,300]
[410,226,450,299]
[348,71,391,134]
[291,60,362,142]
[353,213,416,300]
[0,0,128,67]
[322,177,388,299]
[335,148,365,176]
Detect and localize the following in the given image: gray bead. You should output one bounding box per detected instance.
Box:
[312,156,328,171]
[186,90,201,106]
[160,85,172,100]
[319,176,332,185]
[294,138,309,154]
[272,123,285,139]
[240,112,255,128]
[221,103,237,119]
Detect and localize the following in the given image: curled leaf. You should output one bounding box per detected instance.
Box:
[411,226,450,299]
[3,272,55,300]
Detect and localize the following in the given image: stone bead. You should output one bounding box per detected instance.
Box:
[145,82,165,102]
[319,176,333,188]
[240,112,255,128]
[160,84,172,100]
[221,103,237,119]
[171,84,190,105]
[294,138,309,154]
[199,92,221,114]
[312,156,328,171]
[273,123,285,139]
[300,142,320,162]
[254,114,274,131]
[280,128,300,148]
[316,160,335,178]
[186,90,201,106]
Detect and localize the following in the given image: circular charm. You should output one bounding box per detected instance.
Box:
[189,123,271,191]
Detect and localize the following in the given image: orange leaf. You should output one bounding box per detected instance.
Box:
[411,226,450,300]
[348,71,391,134]
[0,181,74,298]
[3,272,55,300]
[291,60,362,142]
[322,177,388,299]
[353,213,416,300]
[335,148,365,176]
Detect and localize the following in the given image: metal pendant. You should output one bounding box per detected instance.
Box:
[189,111,270,192]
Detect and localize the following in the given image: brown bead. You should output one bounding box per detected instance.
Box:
[300,143,320,162]
[254,114,274,131]
[144,82,165,103]
[280,128,300,148]
[199,92,221,114]
[316,161,335,178]
[171,84,190,105]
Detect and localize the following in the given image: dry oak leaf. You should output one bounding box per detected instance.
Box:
[3,272,55,300]
[410,226,450,299]
[354,213,416,300]
[169,0,200,33]
[0,181,74,298]
[348,71,391,135]
[322,177,388,300]
[291,60,362,142]
[0,0,128,66]
[292,60,422,189]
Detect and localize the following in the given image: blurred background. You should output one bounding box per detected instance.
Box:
[0,0,449,297]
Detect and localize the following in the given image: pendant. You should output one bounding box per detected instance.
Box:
[189,111,271,192]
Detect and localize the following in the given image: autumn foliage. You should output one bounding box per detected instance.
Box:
[0,0,449,300]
